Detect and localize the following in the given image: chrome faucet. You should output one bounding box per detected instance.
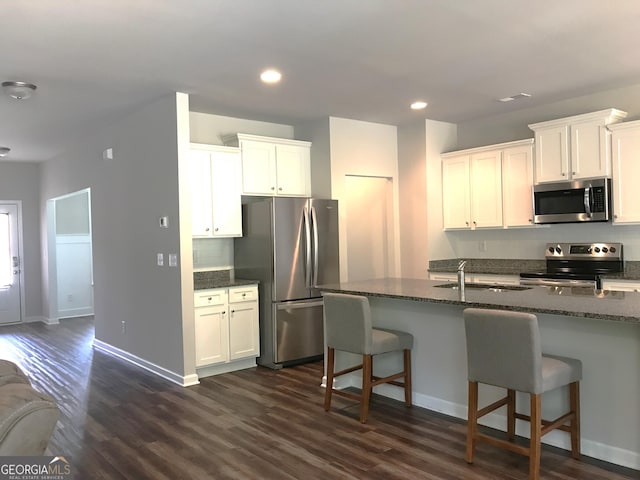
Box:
[457,260,467,291]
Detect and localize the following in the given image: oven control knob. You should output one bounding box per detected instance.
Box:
[602,247,608,253]
[610,246,617,253]
[555,246,562,254]
[594,247,601,253]
[587,247,592,254]
[548,247,555,254]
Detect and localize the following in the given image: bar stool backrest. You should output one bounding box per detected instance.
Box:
[463,308,543,394]
[323,293,373,355]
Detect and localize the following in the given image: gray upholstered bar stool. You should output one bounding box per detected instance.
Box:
[323,292,413,423]
[463,308,582,480]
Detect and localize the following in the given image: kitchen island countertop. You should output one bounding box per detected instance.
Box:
[318,277,640,324]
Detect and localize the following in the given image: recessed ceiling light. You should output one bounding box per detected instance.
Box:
[2,81,37,100]
[260,69,282,84]
[410,101,428,110]
[0,147,10,157]
[498,92,532,103]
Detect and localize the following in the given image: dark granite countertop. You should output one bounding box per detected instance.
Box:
[193,270,258,290]
[429,259,640,281]
[318,278,640,324]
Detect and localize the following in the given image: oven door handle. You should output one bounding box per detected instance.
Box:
[519,277,596,288]
[584,185,592,217]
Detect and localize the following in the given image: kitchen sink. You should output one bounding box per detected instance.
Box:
[433,283,532,292]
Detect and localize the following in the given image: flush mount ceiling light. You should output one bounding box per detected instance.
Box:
[2,81,37,100]
[410,101,428,110]
[260,69,282,84]
[0,147,10,157]
[498,92,532,103]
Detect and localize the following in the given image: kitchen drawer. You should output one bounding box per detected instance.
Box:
[228,285,258,303]
[194,289,228,307]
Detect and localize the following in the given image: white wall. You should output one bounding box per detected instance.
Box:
[328,117,400,281]
[0,162,42,321]
[398,119,458,276]
[295,118,332,199]
[189,112,294,145]
[40,93,188,378]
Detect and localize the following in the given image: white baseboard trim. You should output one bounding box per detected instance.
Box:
[196,357,257,379]
[24,316,58,325]
[326,378,639,470]
[406,388,639,471]
[93,339,199,387]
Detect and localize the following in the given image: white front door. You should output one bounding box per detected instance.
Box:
[0,204,22,325]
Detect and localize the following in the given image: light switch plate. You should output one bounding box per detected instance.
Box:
[157,253,164,266]
[169,254,177,267]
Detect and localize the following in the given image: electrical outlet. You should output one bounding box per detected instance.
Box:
[157,253,164,266]
[479,240,487,252]
[169,254,177,267]
[121,321,126,333]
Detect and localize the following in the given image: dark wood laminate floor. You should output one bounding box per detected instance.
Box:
[1,317,638,479]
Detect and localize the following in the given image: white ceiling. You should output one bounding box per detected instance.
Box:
[2,0,640,162]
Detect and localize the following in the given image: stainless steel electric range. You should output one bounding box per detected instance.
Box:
[519,242,623,289]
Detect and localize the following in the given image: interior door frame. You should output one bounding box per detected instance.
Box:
[46,188,94,323]
[0,200,25,324]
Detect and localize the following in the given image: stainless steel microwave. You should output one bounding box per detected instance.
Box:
[533,178,611,224]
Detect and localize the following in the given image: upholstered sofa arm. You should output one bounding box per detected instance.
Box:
[0,380,59,455]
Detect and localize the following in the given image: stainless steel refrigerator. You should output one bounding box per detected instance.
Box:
[234,197,340,369]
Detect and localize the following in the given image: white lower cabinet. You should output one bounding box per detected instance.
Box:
[601,280,640,293]
[228,286,260,361]
[428,272,520,285]
[194,285,259,373]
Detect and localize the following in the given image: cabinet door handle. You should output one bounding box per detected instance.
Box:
[473,221,477,226]
[528,218,533,223]
[561,172,566,176]
[271,186,275,190]
[205,227,210,232]
[465,221,469,226]
[278,187,283,191]
[214,227,219,232]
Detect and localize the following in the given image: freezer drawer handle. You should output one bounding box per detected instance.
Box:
[277,300,324,310]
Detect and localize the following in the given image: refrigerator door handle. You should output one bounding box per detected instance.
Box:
[277,300,325,310]
[311,205,319,287]
[303,205,312,288]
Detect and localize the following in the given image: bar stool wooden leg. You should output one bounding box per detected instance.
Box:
[324,347,335,412]
[507,388,516,441]
[403,349,412,407]
[529,393,542,480]
[466,381,479,464]
[360,354,373,423]
[570,382,581,459]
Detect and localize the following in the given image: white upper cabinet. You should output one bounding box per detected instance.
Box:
[502,143,535,227]
[609,120,640,224]
[469,150,503,229]
[442,154,471,229]
[224,133,311,197]
[442,139,534,230]
[190,144,242,238]
[529,109,627,183]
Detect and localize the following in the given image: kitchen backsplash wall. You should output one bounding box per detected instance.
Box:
[193,238,234,270]
[447,222,640,260]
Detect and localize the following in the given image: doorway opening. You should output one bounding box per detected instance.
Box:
[46,189,94,322]
[0,202,24,325]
